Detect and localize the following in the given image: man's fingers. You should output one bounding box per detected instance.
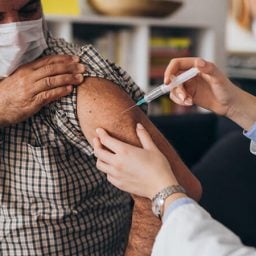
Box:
[136,123,157,150]
[35,85,73,107]
[33,73,84,95]
[33,62,86,82]
[31,55,80,70]
[32,62,86,94]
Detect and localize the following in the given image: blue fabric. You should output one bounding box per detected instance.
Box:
[244,123,256,142]
[162,197,194,223]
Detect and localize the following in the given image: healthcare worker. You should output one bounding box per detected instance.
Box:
[93,57,256,255]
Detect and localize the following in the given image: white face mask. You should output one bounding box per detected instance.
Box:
[0,18,47,78]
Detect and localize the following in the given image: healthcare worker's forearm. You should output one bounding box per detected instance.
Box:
[226,86,256,131]
[152,201,256,256]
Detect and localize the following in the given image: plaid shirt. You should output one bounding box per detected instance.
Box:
[0,33,145,255]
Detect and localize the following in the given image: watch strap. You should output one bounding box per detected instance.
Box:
[151,185,186,219]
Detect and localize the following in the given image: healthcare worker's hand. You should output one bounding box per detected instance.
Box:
[93,123,179,200]
[164,57,256,130]
[0,55,85,126]
[165,58,237,115]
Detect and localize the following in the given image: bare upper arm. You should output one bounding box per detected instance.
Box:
[77,77,142,147]
[77,77,202,200]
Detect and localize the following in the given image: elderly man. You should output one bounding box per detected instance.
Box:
[0,0,201,255]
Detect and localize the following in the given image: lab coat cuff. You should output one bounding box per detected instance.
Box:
[162,197,194,223]
[243,122,256,142]
[243,123,256,155]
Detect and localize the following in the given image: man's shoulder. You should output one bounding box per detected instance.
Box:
[45,34,80,56]
[45,34,144,98]
[44,35,146,133]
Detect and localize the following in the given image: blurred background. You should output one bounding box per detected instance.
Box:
[42,0,256,115]
[42,0,229,115]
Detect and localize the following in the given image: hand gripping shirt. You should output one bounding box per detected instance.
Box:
[0,34,146,255]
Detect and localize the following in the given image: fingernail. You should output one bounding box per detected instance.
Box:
[170,74,176,80]
[72,56,80,62]
[166,75,175,85]
[75,74,83,80]
[198,59,206,68]
[184,98,193,105]
[78,64,86,73]
[75,74,82,79]
[137,123,144,129]
[178,93,185,102]
[66,85,73,91]
[164,77,170,85]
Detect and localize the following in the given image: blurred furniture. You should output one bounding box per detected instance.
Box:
[45,0,227,97]
[150,113,241,167]
[87,0,182,17]
[230,77,256,96]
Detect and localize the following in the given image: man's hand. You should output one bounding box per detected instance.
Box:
[0,55,86,126]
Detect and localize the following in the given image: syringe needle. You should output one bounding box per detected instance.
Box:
[121,68,199,115]
[121,104,137,114]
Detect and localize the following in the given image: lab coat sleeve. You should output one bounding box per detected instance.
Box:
[152,201,256,256]
[243,123,256,155]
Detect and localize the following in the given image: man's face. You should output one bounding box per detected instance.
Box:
[0,0,42,24]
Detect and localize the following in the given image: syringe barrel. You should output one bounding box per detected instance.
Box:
[144,84,170,103]
[143,67,199,104]
[171,67,199,87]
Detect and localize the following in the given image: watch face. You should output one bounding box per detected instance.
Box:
[152,197,164,216]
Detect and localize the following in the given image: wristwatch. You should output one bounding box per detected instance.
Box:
[151,185,186,219]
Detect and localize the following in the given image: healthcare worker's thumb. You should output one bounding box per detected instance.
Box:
[136,123,157,150]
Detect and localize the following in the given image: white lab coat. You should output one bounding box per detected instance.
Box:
[152,202,256,256]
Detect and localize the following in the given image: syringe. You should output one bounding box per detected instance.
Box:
[136,67,200,106]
